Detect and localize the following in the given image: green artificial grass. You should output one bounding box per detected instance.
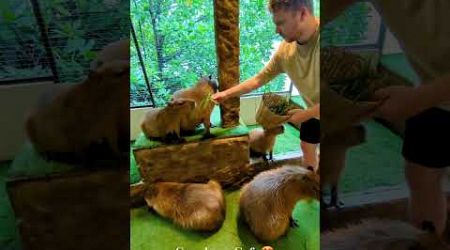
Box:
[0,162,21,250]
[339,120,404,194]
[131,191,319,250]
[290,95,307,109]
[133,125,249,150]
[7,143,74,178]
[130,149,140,184]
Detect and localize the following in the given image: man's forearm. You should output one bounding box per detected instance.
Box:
[306,104,319,118]
[288,104,320,124]
[223,76,262,98]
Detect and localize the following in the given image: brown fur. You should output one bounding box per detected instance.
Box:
[90,39,129,70]
[171,76,218,137]
[320,124,365,208]
[321,219,449,250]
[25,59,129,162]
[144,180,226,231]
[239,165,319,242]
[140,99,195,142]
[249,126,285,161]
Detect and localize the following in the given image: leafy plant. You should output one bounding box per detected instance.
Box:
[0,0,128,83]
[130,0,321,107]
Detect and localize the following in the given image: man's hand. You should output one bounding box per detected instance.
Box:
[211,91,228,104]
[287,108,313,124]
[373,86,424,122]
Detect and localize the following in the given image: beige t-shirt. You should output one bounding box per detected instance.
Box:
[375,0,450,110]
[256,29,320,107]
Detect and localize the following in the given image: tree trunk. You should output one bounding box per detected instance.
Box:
[214,0,240,127]
[148,0,165,83]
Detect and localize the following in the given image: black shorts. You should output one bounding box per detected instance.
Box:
[300,118,320,144]
[402,108,450,168]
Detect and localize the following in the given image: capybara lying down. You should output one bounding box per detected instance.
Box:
[144,180,226,232]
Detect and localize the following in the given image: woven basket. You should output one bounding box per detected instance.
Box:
[256,93,297,129]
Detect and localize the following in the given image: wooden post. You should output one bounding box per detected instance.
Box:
[214,0,240,127]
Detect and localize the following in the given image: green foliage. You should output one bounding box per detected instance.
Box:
[0,0,128,83]
[239,0,286,95]
[131,0,216,107]
[322,2,371,47]
[131,0,320,107]
[263,93,292,115]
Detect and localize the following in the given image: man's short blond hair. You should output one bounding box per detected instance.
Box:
[268,0,313,13]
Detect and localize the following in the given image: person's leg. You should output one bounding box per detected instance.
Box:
[405,161,447,235]
[299,118,320,169]
[402,108,450,237]
[301,141,318,169]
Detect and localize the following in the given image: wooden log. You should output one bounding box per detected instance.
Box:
[134,136,250,187]
[130,181,147,208]
[7,169,129,250]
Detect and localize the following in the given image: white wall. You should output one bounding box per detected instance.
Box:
[130,107,149,140]
[0,82,55,161]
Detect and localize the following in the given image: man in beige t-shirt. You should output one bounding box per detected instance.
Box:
[325,0,450,238]
[213,0,320,169]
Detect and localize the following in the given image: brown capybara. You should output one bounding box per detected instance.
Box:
[171,76,218,138]
[25,59,129,164]
[249,126,285,162]
[240,165,319,242]
[144,180,226,232]
[90,39,129,71]
[140,98,196,143]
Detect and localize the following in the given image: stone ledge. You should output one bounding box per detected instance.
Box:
[322,182,450,232]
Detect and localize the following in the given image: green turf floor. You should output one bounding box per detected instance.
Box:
[129,123,316,249]
[339,120,404,194]
[0,161,21,250]
[131,192,319,250]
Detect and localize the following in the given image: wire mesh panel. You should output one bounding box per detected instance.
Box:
[0,0,129,84]
[130,21,154,108]
[38,0,129,83]
[321,1,384,50]
[0,0,53,84]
